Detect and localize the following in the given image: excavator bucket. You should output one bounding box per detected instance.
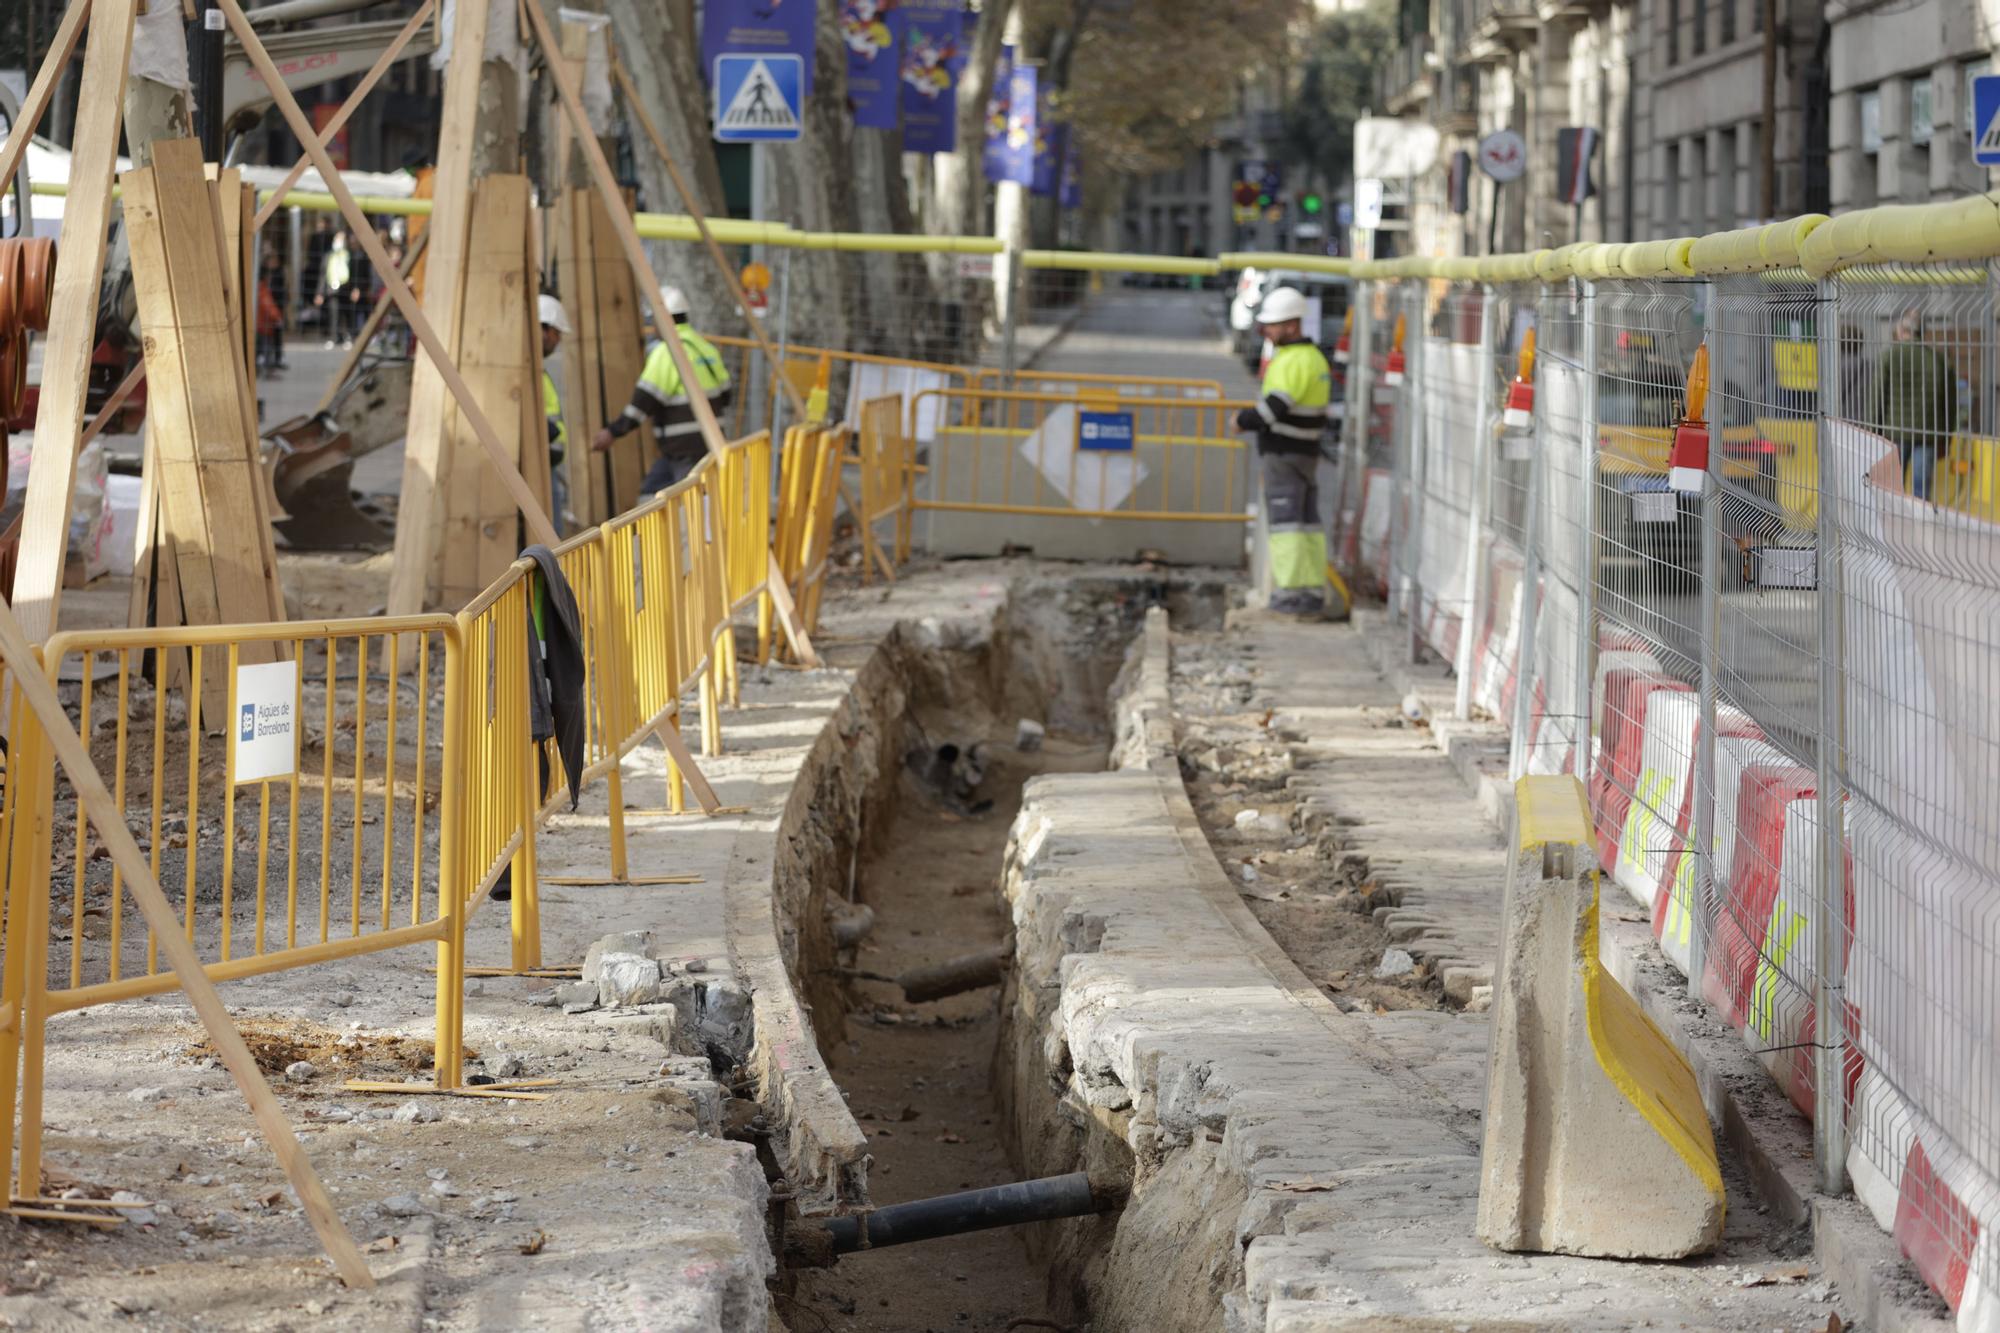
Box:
[263,358,411,551]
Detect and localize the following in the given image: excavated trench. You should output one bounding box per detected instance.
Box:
[767,575,1226,1333]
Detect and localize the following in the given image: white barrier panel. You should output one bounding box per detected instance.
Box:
[1832,420,2000,1321]
[1473,542,1523,719]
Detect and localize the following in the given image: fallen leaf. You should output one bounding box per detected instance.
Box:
[518,1230,547,1256]
[1734,1265,1811,1288]
[1822,1316,1845,1333]
[935,1132,964,1144]
[362,1236,400,1254]
[257,1190,283,1209]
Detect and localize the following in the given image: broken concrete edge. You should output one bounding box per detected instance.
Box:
[371,1215,435,1329]
[723,653,885,1215]
[1347,607,1953,1330]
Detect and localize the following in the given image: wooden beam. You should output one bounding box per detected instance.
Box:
[11,0,139,644]
[249,0,437,232]
[377,0,499,617]
[122,142,284,720]
[215,0,557,568]
[611,57,807,423]
[516,0,728,459]
[436,174,532,606]
[0,592,374,1289]
[0,0,91,201]
[313,229,428,416]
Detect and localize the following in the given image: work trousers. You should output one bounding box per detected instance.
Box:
[1260,448,1328,607]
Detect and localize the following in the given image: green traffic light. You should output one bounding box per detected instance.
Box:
[1257,192,1271,207]
[1302,193,1323,214]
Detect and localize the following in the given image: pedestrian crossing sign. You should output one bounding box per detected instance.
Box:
[1974,74,2000,166]
[713,54,804,143]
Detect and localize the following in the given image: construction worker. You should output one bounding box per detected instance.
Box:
[591,286,733,495]
[1234,287,1335,618]
[538,294,572,531]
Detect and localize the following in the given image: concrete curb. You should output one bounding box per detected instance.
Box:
[1346,608,1954,1333]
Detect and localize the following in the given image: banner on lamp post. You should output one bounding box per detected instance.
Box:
[703,0,816,96]
[842,0,903,130]
[899,0,961,153]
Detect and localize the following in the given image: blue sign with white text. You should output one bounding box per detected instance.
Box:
[1078,411,1135,452]
[713,54,804,143]
[1975,75,2000,166]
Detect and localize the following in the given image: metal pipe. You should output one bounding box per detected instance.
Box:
[1571,278,1601,785]
[1452,283,1495,720]
[816,1172,1122,1255]
[243,0,396,27]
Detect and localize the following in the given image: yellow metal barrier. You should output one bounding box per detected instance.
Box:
[0,617,481,1204]
[853,396,915,580]
[775,425,848,644]
[709,335,977,433]
[967,368,1226,402]
[911,388,1254,524]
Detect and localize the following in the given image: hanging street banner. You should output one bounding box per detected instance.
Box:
[981,46,1014,182]
[900,0,962,153]
[703,0,816,96]
[842,0,903,130]
[1556,126,1601,203]
[984,53,1037,185]
[1031,114,1065,197]
[1058,131,1082,209]
[713,54,805,142]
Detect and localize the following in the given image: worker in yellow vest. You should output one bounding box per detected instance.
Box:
[537,294,571,532]
[1234,287,1337,618]
[592,286,734,495]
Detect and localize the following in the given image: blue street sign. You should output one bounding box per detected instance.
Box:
[1078,410,1135,452]
[713,54,803,143]
[1974,74,2000,166]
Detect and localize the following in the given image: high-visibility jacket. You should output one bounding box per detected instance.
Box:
[1253,339,1332,453]
[608,323,734,453]
[542,370,566,457]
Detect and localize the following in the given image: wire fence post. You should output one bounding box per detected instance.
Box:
[1570,277,1599,785]
[1387,282,1411,625]
[1509,284,1550,780]
[771,240,793,440]
[1453,282,1495,718]
[1690,276,1719,1001]
[1813,272,1849,1196]
[1405,283,1430,663]
[1341,279,1376,589]
[999,245,1023,385]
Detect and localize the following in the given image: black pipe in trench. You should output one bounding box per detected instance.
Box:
[816,1171,1121,1255]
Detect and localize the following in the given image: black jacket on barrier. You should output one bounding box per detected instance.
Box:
[522,545,587,811]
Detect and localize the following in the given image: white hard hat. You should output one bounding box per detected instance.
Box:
[1255,287,1309,325]
[536,293,572,334]
[660,286,690,318]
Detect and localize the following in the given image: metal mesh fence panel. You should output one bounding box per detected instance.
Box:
[1375,255,2000,1320]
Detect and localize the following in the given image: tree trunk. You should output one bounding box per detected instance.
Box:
[931,0,1012,239]
[768,4,860,359]
[604,0,736,333]
[852,127,942,359]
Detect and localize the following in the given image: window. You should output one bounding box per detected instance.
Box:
[1752,0,1762,32]
[1692,0,1706,55]
[1666,0,1679,64]
[1911,77,1934,146]
[1721,0,1736,45]
[1860,89,1882,154]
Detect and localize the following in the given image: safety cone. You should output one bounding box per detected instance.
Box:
[1502,327,1536,429]
[1667,342,1710,494]
[1383,313,1407,387]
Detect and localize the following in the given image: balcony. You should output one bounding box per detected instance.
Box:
[1378,35,1434,114]
[1461,0,1539,60]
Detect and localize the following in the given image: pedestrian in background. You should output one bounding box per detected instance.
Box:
[318,231,356,348]
[1872,306,1956,502]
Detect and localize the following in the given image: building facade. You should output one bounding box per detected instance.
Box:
[1827,0,1998,210]
[1370,0,1978,259]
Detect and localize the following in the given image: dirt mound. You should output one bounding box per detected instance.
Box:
[181,1017,469,1078]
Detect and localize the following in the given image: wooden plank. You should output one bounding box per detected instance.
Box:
[518,0,727,460]
[0,594,374,1289]
[592,192,647,513]
[0,0,91,199]
[554,196,601,527]
[523,207,553,526]
[436,174,531,606]
[12,0,139,643]
[123,143,286,717]
[381,0,494,615]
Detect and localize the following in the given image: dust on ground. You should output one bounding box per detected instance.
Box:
[1169,629,1444,1014]
[786,727,1106,1333]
